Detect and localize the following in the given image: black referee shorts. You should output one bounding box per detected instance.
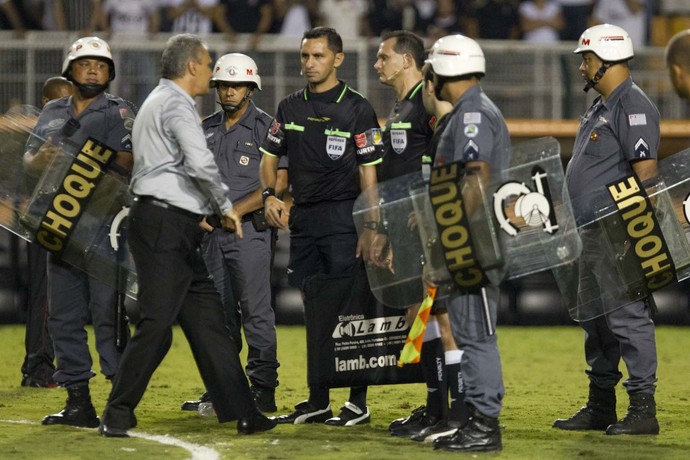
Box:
[287,199,358,290]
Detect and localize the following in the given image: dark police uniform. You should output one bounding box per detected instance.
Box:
[565,77,659,394]
[201,102,282,390]
[434,84,510,419]
[378,81,434,182]
[260,80,383,288]
[25,92,134,388]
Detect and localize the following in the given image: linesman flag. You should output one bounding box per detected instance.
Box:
[397,286,437,367]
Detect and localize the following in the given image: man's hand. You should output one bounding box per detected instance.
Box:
[356,228,378,262]
[199,217,214,233]
[221,209,243,238]
[23,137,60,176]
[264,195,289,229]
[422,263,438,290]
[368,233,393,270]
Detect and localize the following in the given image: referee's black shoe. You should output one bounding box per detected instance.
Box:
[42,385,99,428]
[388,405,426,432]
[410,419,465,442]
[433,410,501,452]
[271,400,332,424]
[181,392,210,411]
[390,412,440,437]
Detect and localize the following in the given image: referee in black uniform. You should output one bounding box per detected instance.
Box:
[371,30,459,441]
[260,26,383,426]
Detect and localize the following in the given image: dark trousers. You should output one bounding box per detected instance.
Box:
[48,256,122,386]
[21,242,54,376]
[203,223,279,389]
[102,202,255,428]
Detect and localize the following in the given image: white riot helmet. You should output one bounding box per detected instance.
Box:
[425,35,485,78]
[210,53,262,91]
[61,36,115,82]
[573,24,634,63]
[574,24,633,92]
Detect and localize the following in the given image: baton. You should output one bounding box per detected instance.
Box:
[110,207,130,351]
[480,287,495,336]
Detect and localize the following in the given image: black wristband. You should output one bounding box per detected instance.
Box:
[262,187,276,204]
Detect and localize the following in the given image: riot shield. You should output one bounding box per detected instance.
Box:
[558,147,690,322]
[492,137,580,280]
[354,137,580,309]
[0,106,137,298]
[354,170,428,309]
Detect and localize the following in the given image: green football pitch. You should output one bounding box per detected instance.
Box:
[1,324,689,459]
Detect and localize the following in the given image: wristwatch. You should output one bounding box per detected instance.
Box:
[363,221,380,231]
[262,187,276,204]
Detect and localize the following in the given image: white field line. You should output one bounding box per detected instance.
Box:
[0,419,220,460]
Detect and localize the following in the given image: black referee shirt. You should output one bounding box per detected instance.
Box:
[378,81,434,182]
[260,81,383,205]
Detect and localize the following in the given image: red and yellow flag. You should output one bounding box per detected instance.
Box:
[397,286,437,367]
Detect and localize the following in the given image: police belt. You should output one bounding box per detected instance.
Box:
[242,210,259,223]
[133,196,204,222]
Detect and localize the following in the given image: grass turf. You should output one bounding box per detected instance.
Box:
[1,324,689,459]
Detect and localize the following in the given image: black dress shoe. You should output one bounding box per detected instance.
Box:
[237,412,277,435]
[99,423,129,438]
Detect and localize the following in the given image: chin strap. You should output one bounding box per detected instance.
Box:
[583,63,611,92]
[74,82,108,99]
[219,91,251,115]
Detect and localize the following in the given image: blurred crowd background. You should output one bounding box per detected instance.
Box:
[0,0,689,48]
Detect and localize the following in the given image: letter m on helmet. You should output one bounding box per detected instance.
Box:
[581,38,590,46]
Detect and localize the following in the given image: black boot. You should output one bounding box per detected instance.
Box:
[606,392,659,435]
[42,385,99,428]
[433,409,501,452]
[553,384,617,431]
[251,385,277,413]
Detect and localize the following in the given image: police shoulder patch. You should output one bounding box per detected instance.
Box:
[634,137,650,158]
[464,124,479,138]
[628,113,647,126]
[464,139,479,160]
[464,112,481,124]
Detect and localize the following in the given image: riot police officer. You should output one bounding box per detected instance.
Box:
[554,24,660,436]
[425,35,510,452]
[24,36,134,428]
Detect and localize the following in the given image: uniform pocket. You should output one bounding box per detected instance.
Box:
[585,128,620,159]
[232,144,261,179]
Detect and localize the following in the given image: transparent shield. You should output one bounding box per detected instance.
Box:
[0,106,137,298]
[354,136,581,309]
[493,137,581,279]
[560,147,690,321]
